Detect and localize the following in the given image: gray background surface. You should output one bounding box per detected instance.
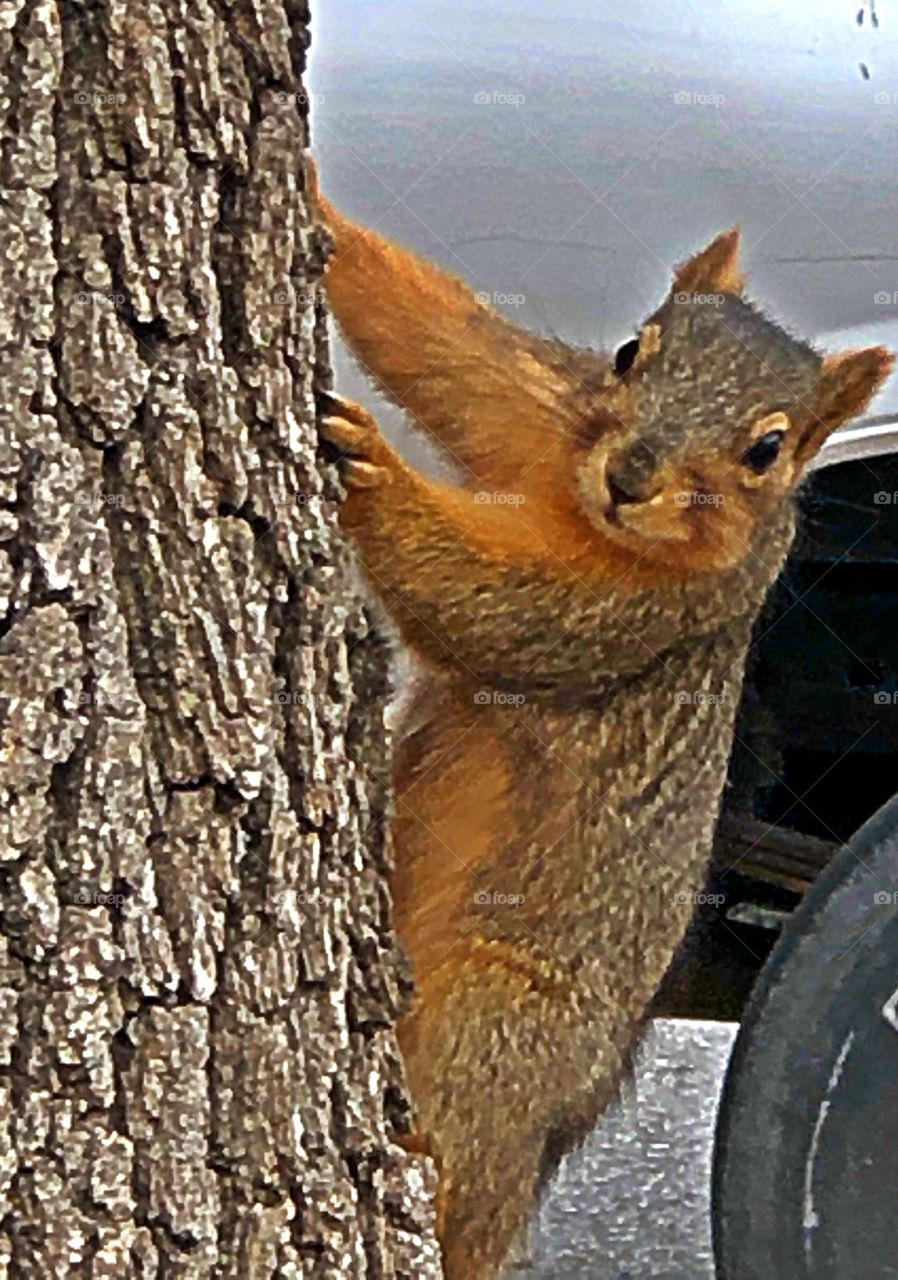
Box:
[309,0,898,446]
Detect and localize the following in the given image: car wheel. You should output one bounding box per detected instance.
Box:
[713,793,898,1280]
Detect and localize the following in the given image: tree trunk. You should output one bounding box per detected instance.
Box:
[0,2,441,1275]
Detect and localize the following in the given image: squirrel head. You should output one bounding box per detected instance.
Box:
[575,229,894,571]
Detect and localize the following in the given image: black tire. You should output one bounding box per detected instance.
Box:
[713,793,898,1280]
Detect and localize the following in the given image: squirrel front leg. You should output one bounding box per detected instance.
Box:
[310,162,584,491]
[319,394,602,685]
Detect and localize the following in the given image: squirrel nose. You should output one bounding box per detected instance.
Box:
[606,445,660,506]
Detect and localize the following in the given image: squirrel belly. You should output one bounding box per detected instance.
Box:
[391,628,752,1279]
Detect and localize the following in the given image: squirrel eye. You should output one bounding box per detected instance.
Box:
[614,337,640,376]
[742,429,785,474]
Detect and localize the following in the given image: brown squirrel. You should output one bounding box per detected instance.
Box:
[309,161,892,1279]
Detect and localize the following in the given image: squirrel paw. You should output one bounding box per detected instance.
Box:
[320,395,395,489]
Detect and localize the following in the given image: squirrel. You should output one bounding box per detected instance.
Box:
[308,160,893,1279]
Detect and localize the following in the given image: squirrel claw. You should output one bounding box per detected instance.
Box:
[320,399,396,489]
[320,393,376,429]
[342,458,391,489]
[320,414,368,451]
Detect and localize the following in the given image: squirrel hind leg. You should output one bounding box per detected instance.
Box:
[436,1144,542,1280]
[434,1072,626,1280]
[398,964,587,1280]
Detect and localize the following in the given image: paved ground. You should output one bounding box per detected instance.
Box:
[507,1019,738,1280]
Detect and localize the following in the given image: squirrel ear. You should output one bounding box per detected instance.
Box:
[672,228,744,297]
[796,345,894,462]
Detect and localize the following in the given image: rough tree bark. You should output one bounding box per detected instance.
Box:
[0,2,441,1275]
